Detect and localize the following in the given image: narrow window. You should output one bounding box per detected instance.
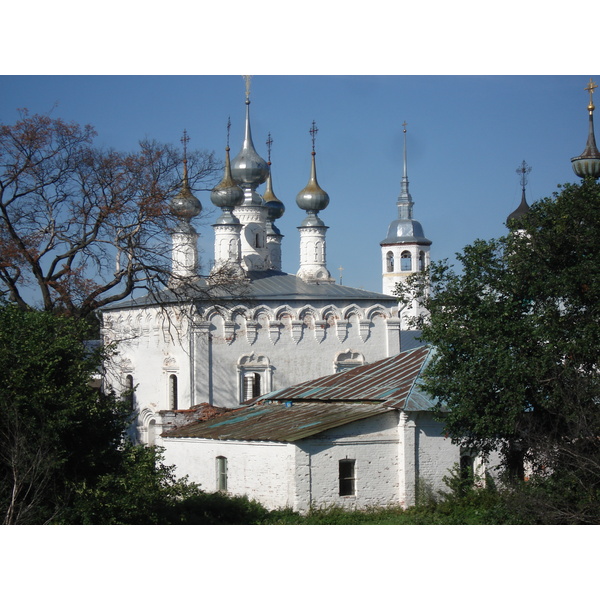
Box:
[148,419,156,446]
[124,374,134,411]
[460,454,474,481]
[386,251,394,272]
[243,372,261,402]
[169,374,178,410]
[419,251,425,271]
[216,456,228,492]
[339,459,356,496]
[401,251,412,271]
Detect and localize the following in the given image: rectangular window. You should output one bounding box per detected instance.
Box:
[216,456,228,492]
[339,459,356,496]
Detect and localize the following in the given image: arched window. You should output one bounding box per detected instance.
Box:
[148,419,156,446]
[386,251,394,273]
[401,251,412,271]
[216,456,228,492]
[169,374,178,410]
[243,372,261,402]
[124,374,134,411]
[419,251,425,271]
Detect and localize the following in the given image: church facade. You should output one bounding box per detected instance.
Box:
[101,85,427,446]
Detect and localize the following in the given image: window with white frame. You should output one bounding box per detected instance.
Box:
[237,354,272,405]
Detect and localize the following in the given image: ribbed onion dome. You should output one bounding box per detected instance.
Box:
[296,151,330,213]
[170,161,202,221]
[571,80,600,179]
[263,166,285,222]
[231,99,270,187]
[211,146,245,209]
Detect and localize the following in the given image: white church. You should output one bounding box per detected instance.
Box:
[101,82,495,511]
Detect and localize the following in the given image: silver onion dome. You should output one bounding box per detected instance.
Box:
[231,99,270,187]
[170,163,201,222]
[211,146,245,209]
[296,151,330,213]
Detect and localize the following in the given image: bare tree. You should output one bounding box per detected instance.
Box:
[0,111,222,318]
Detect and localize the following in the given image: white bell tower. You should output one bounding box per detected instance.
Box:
[381,122,431,326]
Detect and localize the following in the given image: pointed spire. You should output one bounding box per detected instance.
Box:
[211,118,244,223]
[397,121,413,219]
[508,160,531,224]
[571,78,600,179]
[230,76,269,189]
[263,132,285,226]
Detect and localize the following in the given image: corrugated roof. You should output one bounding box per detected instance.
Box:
[103,270,396,311]
[162,345,435,443]
[162,402,391,442]
[260,345,433,409]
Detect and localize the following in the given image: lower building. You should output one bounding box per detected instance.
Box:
[159,345,493,512]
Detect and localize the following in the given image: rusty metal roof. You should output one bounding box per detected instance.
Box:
[260,344,433,409]
[162,402,391,442]
[162,345,435,443]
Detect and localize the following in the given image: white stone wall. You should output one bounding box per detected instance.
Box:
[413,412,462,497]
[159,437,296,511]
[296,411,402,512]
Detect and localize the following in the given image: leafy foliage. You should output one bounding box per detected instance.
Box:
[395,179,600,521]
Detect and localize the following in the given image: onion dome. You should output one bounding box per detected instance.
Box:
[263,133,285,226]
[170,132,201,222]
[296,122,329,224]
[507,160,531,225]
[230,95,269,188]
[211,145,244,219]
[571,78,600,179]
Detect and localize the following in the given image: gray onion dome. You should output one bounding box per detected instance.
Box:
[231,99,269,187]
[211,146,244,209]
[263,167,285,221]
[170,162,201,221]
[296,151,329,212]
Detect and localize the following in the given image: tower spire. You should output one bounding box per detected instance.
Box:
[571,78,600,179]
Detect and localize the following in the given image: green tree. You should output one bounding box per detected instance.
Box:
[397,179,600,523]
[0,302,129,523]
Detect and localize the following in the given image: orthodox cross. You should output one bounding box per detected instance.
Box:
[181,129,190,180]
[516,160,532,192]
[338,265,344,285]
[226,116,231,149]
[402,120,408,133]
[266,132,273,164]
[310,120,318,153]
[181,129,190,161]
[243,75,252,101]
[585,78,597,112]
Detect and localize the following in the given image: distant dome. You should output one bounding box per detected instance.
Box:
[263,168,285,221]
[507,192,530,224]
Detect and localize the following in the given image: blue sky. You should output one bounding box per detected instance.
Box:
[1,75,595,293]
